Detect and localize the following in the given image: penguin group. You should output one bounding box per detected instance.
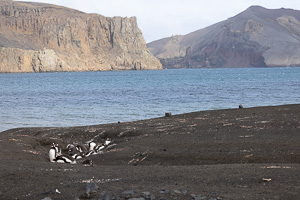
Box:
[49,143,76,164]
[49,138,114,164]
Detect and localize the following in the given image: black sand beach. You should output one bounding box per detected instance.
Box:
[0,104,299,200]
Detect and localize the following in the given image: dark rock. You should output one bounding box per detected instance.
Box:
[42,190,54,195]
[41,197,52,200]
[191,194,207,200]
[165,112,172,117]
[86,181,99,195]
[140,191,155,200]
[121,190,136,198]
[209,192,218,197]
[181,190,188,195]
[100,191,121,200]
[82,159,93,166]
[170,189,181,195]
[159,189,169,194]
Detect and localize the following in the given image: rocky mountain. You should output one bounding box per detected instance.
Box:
[148,6,300,68]
[0,0,162,73]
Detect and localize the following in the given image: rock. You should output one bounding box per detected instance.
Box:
[121,190,136,198]
[191,194,207,200]
[165,112,172,117]
[0,1,162,73]
[170,189,181,195]
[86,181,99,195]
[128,198,145,200]
[181,190,188,195]
[99,191,121,200]
[42,190,53,195]
[159,189,169,194]
[140,191,155,200]
[41,197,52,200]
[82,159,93,166]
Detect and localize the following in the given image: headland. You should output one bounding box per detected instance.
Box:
[0,104,299,199]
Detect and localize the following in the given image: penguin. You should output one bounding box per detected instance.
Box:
[49,146,57,162]
[84,150,95,157]
[103,138,116,152]
[94,144,105,153]
[54,154,77,164]
[67,144,77,156]
[49,145,76,164]
[104,138,112,146]
[52,143,61,156]
[88,142,97,151]
[71,151,86,159]
[67,143,75,150]
[76,144,88,153]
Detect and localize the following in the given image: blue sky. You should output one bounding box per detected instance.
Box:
[18,0,300,43]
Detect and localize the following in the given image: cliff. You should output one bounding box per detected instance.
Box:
[148,6,300,68]
[0,0,162,72]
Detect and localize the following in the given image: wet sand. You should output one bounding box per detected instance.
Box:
[0,104,299,199]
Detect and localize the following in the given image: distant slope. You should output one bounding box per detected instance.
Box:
[148,6,300,68]
[0,0,162,72]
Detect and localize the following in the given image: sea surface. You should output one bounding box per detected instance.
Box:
[0,68,299,132]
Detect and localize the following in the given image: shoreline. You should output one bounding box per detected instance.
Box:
[1,103,299,133]
[1,104,299,199]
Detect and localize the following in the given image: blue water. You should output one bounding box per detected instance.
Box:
[0,68,299,132]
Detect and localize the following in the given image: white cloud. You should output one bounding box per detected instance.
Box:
[17,0,300,42]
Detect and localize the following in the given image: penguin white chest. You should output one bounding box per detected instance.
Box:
[49,148,56,162]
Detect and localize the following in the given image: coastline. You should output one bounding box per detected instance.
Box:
[0,104,299,199]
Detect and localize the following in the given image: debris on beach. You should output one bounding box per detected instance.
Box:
[262,178,272,182]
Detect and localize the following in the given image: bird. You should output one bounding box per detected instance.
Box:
[75,144,88,153]
[52,143,61,156]
[88,142,97,151]
[67,144,77,156]
[104,138,112,146]
[88,138,115,154]
[94,144,105,153]
[49,144,76,164]
[71,151,86,159]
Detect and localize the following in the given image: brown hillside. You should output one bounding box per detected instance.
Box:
[148,6,300,68]
[0,0,162,72]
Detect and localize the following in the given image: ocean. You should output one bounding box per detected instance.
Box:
[0,68,299,132]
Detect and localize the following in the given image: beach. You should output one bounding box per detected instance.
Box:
[0,104,299,199]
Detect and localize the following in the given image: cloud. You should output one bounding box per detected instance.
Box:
[17,0,300,42]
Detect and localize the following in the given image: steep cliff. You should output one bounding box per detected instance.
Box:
[148,6,300,68]
[0,0,162,72]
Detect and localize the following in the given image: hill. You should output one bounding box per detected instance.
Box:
[148,6,300,68]
[0,0,162,72]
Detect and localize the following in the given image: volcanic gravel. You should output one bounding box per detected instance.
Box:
[0,104,299,200]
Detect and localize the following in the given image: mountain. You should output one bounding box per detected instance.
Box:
[147,6,300,68]
[0,0,162,73]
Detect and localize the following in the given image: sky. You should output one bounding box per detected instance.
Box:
[18,0,300,43]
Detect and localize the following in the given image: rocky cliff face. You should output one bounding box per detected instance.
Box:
[0,0,162,72]
[148,6,300,68]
